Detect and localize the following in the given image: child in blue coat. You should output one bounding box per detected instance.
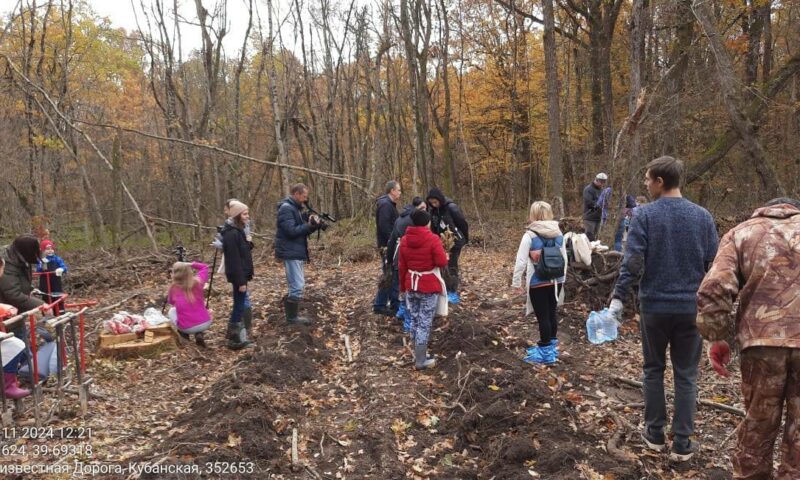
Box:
[36,239,68,313]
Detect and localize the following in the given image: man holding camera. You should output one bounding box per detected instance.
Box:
[275,183,324,325]
[373,180,401,316]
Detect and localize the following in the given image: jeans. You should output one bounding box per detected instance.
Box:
[639,311,702,442]
[284,260,305,299]
[613,221,625,252]
[373,252,399,311]
[530,284,561,346]
[229,288,249,325]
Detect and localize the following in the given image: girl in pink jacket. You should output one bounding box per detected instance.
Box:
[167,262,212,347]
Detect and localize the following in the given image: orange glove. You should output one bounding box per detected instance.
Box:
[708,341,731,377]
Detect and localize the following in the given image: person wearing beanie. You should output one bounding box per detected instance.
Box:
[398,207,448,370]
[373,180,401,316]
[0,235,45,315]
[425,187,469,304]
[387,197,428,329]
[36,239,69,314]
[0,258,31,400]
[220,201,254,350]
[0,235,46,356]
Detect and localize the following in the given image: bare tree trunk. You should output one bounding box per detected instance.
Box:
[692,0,785,197]
[542,0,564,216]
[265,0,290,193]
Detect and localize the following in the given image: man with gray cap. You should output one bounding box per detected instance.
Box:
[582,173,607,241]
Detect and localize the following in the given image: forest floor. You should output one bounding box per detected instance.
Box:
[1,229,744,479]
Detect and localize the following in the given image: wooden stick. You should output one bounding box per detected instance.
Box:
[611,375,745,416]
[343,335,353,363]
[291,428,299,467]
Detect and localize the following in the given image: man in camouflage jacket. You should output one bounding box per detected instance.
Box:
[697,197,800,480]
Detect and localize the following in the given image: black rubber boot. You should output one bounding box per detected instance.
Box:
[284,297,312,326]
[226,322,250,350]
[194,332,207,348]
[242,307,253,339]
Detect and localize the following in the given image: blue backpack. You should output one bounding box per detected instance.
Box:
[532,231,565,280]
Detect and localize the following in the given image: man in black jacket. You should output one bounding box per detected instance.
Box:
[373,180,401,315]
[582,173,607,241]
[275,183,323,325]
[426,187,469,304]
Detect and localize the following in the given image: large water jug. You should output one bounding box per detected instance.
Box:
[586,308,619,344]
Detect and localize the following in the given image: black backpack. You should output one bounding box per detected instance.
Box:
[532,231,565,280]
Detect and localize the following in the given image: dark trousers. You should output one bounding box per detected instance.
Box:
[639,311,702,441]
[446,244,463,292]
[373,252,399,311]
[229,287,248,324]
[530,284,559,346]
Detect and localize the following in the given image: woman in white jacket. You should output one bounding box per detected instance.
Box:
[511,201,567,364]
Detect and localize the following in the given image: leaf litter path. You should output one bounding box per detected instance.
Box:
[11,249,739,479]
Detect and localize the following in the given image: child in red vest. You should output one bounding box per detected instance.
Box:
[398,209,448,370]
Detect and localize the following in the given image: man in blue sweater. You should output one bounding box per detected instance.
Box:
[609,156,718,462]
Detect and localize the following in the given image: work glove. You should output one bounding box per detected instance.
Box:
[55,268,64,277]
[708,341,731,377]
[608,298,624,322]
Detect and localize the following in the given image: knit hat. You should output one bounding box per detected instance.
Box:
[228,200,249,219]
[41,239,55,251]
[411,209,431,227]
[12,235,41,264]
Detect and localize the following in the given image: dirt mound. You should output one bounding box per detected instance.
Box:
[135,297,333,479]
[433,315,640,479]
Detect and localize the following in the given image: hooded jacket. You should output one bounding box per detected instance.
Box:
[387,204,417,266]
[0,244,45,312]
[274,197,317,261]
[512,221,567,314]
[697,203,800,350]
[375,194,398,248]
[221,222,254,287]
[426,188,469,245]
[398,226,449,294]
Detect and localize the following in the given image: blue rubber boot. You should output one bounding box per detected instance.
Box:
[523,343,556,365]
[396,302,407,321]
[447,292,460,304]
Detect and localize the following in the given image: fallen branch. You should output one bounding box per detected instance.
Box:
[611,375,745,416]
[343,334,353,363]
[607,411,637,462]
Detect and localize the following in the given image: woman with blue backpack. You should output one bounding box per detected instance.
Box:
[511,201,567,365]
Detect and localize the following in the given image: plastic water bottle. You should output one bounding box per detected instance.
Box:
[586,309,619,344]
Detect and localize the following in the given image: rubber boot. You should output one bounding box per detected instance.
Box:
[3,372,30,400]
[414,344,436,370]
[285,297,312,326]
[242,307,254,339]
[226,322,249,350]
[194,332,207,348]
